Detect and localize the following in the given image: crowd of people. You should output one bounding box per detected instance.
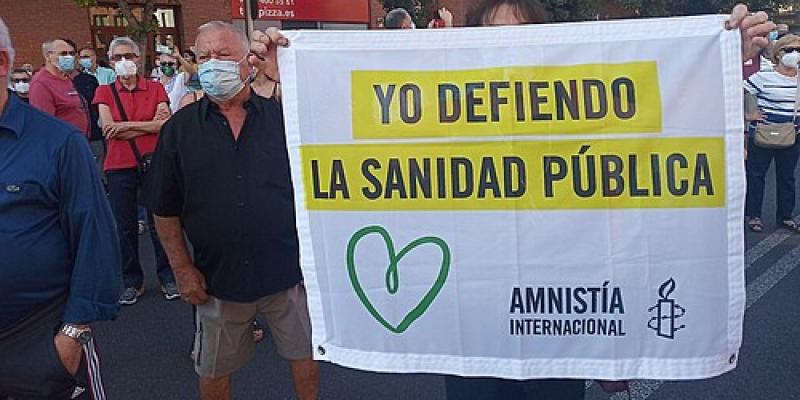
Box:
[0,0,784,399]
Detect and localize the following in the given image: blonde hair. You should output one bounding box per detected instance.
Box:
[770,34,800,65]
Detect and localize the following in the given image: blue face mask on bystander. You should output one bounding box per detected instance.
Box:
[198,57,255,101]
[58,55,76,72]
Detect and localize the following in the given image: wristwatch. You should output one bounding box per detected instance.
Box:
[60,324,92,345]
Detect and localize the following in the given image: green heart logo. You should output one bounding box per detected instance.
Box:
[346,225,451,334]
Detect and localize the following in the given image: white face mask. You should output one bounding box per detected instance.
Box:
[13,81,30,94]
[114,58,138,77]
[781,52,800,69]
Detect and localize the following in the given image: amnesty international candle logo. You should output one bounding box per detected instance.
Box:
[346,226,451,334]
[648,278,686,339]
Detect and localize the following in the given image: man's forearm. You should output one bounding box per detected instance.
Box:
[154,216,193,270]
[122,120,166,134]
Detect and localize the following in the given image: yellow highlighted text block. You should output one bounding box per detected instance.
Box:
[351,62,662,139]
[301,137,724,211]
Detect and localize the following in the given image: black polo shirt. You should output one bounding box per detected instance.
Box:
[147,93,302,302]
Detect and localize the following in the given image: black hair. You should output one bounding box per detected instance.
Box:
[466,0,550,27]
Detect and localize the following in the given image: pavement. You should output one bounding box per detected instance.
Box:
[95,161,800,400]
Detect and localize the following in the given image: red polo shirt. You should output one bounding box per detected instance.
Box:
[93,77,169,171]
[29,69,90,136]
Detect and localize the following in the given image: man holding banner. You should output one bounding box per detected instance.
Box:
[153,1,772,397]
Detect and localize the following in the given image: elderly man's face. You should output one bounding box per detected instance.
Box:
[109,44,139,69]
[47,40,76,69]
[196,28,250,81]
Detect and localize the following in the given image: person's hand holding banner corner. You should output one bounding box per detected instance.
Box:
[249,28,289,85]
[727,4,775,60]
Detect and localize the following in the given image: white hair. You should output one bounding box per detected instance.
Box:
[0,18,15,66]
[196,21,249,55]
[107,36,140,58]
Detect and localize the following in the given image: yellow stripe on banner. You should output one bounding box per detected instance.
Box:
[301,138,724,211]
[351,62,662,139]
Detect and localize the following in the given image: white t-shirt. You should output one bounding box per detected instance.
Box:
[162,73,187,114]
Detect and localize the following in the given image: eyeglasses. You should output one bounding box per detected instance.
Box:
[49,50,76,57]
[783,47,800,53]
[11,78,30,83]
[110,53,138,61]
[160,62,176,67]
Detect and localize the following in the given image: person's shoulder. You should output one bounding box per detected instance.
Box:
[163,97,203,134]
[252,93,282,113]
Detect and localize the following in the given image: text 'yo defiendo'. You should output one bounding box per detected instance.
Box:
[300,62,725,211]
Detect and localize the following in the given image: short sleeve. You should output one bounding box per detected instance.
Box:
[145,118,183,216]
[93,84,113,106]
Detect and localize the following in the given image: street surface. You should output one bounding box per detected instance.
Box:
[96,161,800,400]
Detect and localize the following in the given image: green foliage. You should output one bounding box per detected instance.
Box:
[540,0,599,21]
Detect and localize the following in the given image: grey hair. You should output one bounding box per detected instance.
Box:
[107,36,140,59]
[41,40,54,58]
[0,18,15,66]
[384,8,411,29]
[196,21,249,55]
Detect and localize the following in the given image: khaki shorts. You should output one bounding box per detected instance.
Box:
[194,284,312,378]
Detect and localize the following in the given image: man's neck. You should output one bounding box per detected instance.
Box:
[161,75,174,84]
[120,75,138,90]
[46,65,69,80]
[777,64,799,77]
[215,85,251,114]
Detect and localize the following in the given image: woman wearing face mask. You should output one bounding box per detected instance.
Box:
[744,34,800,233]
[92,36,180,306]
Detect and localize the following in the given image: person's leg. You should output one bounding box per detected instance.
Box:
[88,140,106,186]
[0,298,76,399]
[773,141,800,221]
[146,211,176,286]
[199,376,231,400]
[106,170,144,292]
[258,284,318,400]
[194,297,257,400]
[289,359,319,400]
[744,139,774,219]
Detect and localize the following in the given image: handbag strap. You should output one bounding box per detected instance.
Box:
[109,83,144,163]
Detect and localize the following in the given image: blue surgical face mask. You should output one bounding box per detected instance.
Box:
[769,31,779,41]
[79,57,93,71]
[198,57,252,101]
[57,55,76,72]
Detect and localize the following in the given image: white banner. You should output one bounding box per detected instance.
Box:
[278,15,745,380]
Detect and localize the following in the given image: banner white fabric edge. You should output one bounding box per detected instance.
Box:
[277,45,331,361]
[282,14,730,50]
[318,345,736,380]
[720,17,746,368]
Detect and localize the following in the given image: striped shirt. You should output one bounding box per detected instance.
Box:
[744,70,799,123]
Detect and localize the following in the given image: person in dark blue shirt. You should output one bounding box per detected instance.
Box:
[0,17,121,400]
